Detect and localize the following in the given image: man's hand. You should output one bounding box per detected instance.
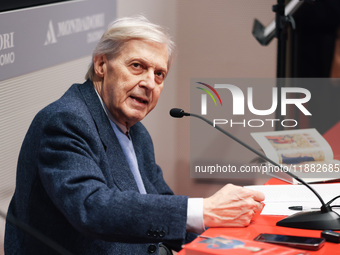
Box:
[203,184,265,228]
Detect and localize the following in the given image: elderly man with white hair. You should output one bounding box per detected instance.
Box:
[5,16,264,255]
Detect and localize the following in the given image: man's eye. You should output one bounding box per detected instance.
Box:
[155,71,166,84]
[132,63,141,68]
[155,71,166,79]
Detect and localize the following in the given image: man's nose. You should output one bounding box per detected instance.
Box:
[139,69,156,90]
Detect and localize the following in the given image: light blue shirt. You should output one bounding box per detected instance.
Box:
[109,119,147,194]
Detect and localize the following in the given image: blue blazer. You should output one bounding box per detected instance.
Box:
[5,80,193,254]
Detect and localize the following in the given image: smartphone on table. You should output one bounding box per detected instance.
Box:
[254,233,325,251]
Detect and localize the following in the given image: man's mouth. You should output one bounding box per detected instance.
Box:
[130,96,148,105]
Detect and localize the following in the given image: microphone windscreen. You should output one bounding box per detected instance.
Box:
[169,108,184,118]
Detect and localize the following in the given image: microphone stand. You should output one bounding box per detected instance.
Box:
[170,108,340,230]
[253,0,300,130]
[274,0,288,131]
[274,0,288,79]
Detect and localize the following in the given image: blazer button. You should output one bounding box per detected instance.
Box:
[159,230,166,237]
[148,244,157,253]
[147,230,153,237]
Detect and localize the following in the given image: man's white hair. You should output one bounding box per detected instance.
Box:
[85,16,175,81]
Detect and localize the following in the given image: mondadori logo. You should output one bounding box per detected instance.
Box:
[195,81,312,128]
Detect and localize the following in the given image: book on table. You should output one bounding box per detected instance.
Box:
[251,128,340,184]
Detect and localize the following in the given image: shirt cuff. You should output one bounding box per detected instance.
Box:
[186,198,205,234]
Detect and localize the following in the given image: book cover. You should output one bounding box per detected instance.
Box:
[251,128,340,183]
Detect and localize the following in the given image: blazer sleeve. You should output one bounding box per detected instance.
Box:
[37,109,188,244]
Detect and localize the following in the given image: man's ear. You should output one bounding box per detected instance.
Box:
[94,55,107,78]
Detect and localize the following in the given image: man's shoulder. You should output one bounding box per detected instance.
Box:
[41,81,93,115]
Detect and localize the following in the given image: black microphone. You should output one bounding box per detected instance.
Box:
[169,108,190,118]
[170,108,340,230]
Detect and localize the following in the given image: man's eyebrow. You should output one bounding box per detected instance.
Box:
[157,66,168,74]
[128,57,168,73]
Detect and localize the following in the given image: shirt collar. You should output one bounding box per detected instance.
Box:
[94,88,129,135]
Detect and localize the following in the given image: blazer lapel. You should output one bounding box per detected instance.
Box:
[77,80,139,192]
[130,125,159,195]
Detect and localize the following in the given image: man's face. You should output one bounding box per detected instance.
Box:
[94,39,169,128]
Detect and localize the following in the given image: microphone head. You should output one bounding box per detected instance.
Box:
[169,108,185,118]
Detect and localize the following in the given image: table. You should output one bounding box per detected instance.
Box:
[178,122,340,254]
[178,178,340,254]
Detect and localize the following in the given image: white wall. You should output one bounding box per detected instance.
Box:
[175,0,277,196]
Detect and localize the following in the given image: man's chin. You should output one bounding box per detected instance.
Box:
[125,111,148,126]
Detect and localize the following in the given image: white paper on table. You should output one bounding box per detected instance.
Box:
[245,183,340,216]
